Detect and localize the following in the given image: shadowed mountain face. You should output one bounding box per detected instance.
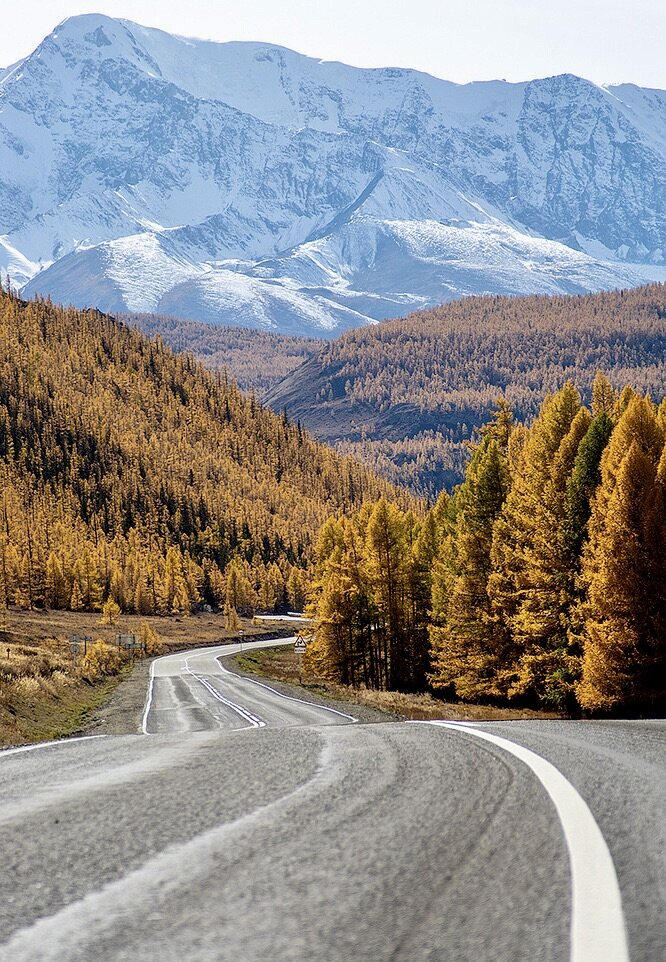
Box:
[3,14,666,335]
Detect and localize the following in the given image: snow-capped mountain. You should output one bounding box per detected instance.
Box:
[2,14,666,335]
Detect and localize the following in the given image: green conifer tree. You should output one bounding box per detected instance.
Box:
[430,437,509,699]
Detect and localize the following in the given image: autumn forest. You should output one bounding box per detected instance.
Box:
[0,288,404,623]
[2,283,665,715]
[306,377,666,713]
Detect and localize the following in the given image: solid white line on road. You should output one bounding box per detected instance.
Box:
[422,721,630,962]
[0,735,106,759]
[215,654,358,723]
[142,637,297,734]
[141,657,157,734]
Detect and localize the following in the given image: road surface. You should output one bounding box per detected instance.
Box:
[142,638,356,733]
[1,637,664,962]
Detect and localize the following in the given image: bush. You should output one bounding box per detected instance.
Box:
[78,640,123,682]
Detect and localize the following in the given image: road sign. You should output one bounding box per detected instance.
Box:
[294,639,307,653]
[117,633,143,651]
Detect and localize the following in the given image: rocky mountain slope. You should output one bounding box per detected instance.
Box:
[2,15,666,335]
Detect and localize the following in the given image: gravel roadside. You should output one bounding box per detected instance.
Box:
[81,659,153,736]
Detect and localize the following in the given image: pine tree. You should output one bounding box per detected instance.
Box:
[164,548,191,613]
[224,602,240,630]
[402,510,438,691]
[578,442,665,711]
[100,597,121,625]
[305,516,358,685]
[134,575,153,616]
[591,371,616,418]
[45,552,68,608]
[70,579,84,611]
[578,397,666,711]
[488,383,583,700]
[231,559,259,616]
[287,567,308,612]
[509,406,591,706]
[562,413,614,564]
[77,549,102,611]
[430,437,509,699]
[365,500,410,690]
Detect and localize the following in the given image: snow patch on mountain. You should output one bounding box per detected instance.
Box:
[5,14,666,334]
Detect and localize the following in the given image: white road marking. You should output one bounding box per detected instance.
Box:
[0,735,106,759]
[2,734,337,962]
[216,654,358,723]
[422,721,630,962]
[144,637,357,734]
[142,637,296,734]
[141,657,157,734]
[183,657,266,728]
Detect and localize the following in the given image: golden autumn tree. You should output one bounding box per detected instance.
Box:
[0,286,407,618]
[487,382,583,700]
[508,406,591,707]
[578,398,666,711]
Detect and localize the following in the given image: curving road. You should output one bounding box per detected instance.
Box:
[0,637,664,962]
[143,638,356,733]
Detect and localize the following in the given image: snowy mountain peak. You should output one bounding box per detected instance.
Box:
[2,18,666,335]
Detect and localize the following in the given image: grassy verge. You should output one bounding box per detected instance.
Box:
[0,667,131,747]
[233,646,564,722]
[0,609,294,748]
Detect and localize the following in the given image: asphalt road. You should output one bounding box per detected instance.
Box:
[143,638,356,733]
[1,638,664,962]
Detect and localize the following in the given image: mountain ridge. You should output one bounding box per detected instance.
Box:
[3,15,666,335]
[265,284,666,494]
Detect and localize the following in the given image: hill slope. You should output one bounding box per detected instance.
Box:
[0,290,406,615]
[2,15,666,334]
[266,284,666,494]
[124,313,323,395]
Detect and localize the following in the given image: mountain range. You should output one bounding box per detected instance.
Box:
[2,14,666,335]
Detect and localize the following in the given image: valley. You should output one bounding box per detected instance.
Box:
[123,286,666,496]
[1,11,665,962]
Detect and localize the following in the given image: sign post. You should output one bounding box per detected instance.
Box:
[294,636,308,684]
[116,633,144,658]
[69,634,81,669]
[239,628,244,654]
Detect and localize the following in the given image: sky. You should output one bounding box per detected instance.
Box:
[2,0,666,88]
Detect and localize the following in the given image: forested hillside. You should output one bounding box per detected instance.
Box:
[125,313,322,395]
[0,291,407,617]
[306,376,666,714]
[267,285,666,495]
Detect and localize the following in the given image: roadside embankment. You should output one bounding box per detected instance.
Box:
[230,646,565,722]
